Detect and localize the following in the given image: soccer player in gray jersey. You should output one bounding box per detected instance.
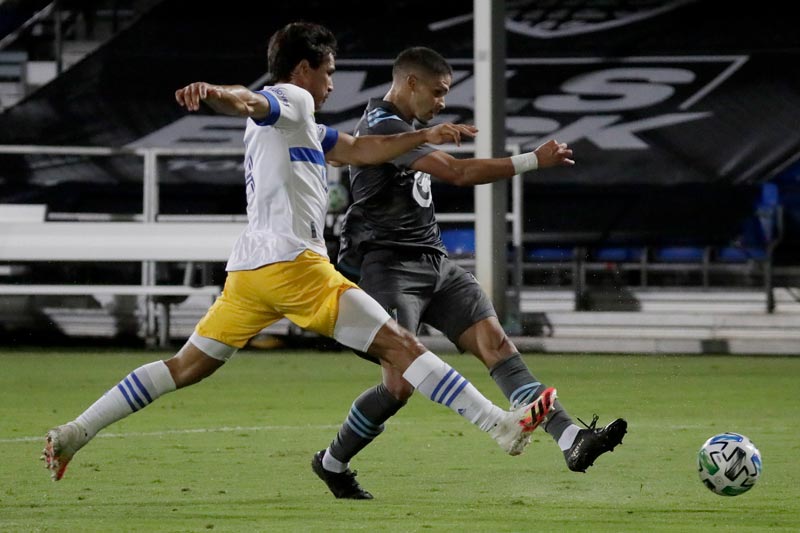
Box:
[312,47,627,499]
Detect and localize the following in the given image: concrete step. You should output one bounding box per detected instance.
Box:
[3,287,797,355]
[518,287,800,314]
[537,312,800,328]
[418,334,799,355]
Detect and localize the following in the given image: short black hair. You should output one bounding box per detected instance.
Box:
[392,47,452,79]
[267,22,337,83]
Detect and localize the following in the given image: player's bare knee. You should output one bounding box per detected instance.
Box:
[396,323,424,350]
[384,381,414,401]
[165,344,223,388]
[369,320,426,370]
[383,369,415,401]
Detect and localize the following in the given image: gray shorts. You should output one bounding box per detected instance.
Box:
[356,249,496,362]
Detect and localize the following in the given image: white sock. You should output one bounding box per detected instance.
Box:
[402,351,504,431]
[558,424,581,451]
[75,361,176,438]
[322,447,348,473]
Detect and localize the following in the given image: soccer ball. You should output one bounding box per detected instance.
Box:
[327,182,350,213]
[697,432,762,496]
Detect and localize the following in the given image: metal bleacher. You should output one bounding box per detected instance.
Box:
[433,179,800,355]
[1,145,795,353]
[417,287,800,355]
[0,0,154,110]
[439,181,785,312]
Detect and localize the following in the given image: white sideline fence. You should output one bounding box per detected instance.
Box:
[1,144,797,352]
[0,143,526,346]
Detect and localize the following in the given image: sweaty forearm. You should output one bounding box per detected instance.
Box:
[347,130,428,166]
[204,85,266,118]
[456,152,539,185]
[456,158,517,186]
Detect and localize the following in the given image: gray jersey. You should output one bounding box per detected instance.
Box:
[337,99,446,274]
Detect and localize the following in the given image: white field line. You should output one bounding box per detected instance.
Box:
[0,423,365,444]
[2,421,784,444]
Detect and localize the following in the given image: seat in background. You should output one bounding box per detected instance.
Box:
[715,182,783,311]
[440,227,475,258]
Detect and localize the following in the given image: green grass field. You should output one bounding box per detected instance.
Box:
[1,349,798,532]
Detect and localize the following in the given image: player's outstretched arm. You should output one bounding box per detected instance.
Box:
[411,138,575,187]
[327,123,478,167]
[175,82,270,120]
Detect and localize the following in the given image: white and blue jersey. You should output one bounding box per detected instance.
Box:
[226,83,339,271]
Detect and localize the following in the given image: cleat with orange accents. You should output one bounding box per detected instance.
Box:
[490,387,557,456]
[41,422,89,481]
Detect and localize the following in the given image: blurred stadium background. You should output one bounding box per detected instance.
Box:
[1,0,799,355]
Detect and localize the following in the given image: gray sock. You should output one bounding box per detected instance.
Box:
[489,353,575,442]
[327,383,406,466]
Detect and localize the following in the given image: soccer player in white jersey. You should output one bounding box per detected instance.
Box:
[41,22,556,491]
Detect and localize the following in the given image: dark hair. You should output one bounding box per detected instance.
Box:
[392,46,452,79]
[267,22,337,83]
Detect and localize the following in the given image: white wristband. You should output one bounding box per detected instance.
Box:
[510,152,538,173]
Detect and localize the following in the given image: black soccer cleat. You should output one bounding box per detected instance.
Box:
[564,415,627,473]
[311,450,374,500]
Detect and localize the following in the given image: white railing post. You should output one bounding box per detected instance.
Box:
[507,144,523,334]
[141,148,159,223]
[474,0,508,320]
[140,148,159,344]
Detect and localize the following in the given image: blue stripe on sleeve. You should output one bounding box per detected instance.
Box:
[346,418,374,439]
[367,108,401,128]
[123,377,146,408]
[436,374,461,405]
[509,382,541,407]
[117,383,138,412]
[289,146,326,166]
[345,407,382,438]
[346,416,380,439]
[253,90,281,126]
[130,371,153,403]
[443,379,469,407]
[350,406,379,432]
[320,126,339,153]
[431,368,455,403]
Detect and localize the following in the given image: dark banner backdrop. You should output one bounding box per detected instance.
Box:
[1,0,798,245]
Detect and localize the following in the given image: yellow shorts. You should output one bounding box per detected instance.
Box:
[195,250,359,348]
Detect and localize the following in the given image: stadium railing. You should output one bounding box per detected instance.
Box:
[0,144,786,350]
[0,142,531,343]
[0,209,241,346]
[0,145,253,346]
[519,183,784,313]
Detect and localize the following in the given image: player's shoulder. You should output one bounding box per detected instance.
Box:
[362,102,409,135]
[264,83,313,108]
